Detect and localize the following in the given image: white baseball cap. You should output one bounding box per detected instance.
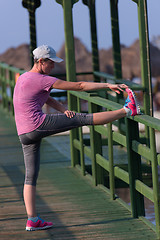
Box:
[33,45,63,63]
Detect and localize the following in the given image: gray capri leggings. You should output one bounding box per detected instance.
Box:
[19,113,93,186]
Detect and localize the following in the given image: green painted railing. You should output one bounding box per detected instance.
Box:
[68,89,160,237]
[0,63,24,115]
[1,62,160,237]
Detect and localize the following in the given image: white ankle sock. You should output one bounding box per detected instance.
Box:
[28,216,38,222]
[123,106,131,116]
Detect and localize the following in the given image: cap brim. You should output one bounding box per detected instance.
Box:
[49,57,63,63]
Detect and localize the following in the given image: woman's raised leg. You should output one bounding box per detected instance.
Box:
[93,108,126,125]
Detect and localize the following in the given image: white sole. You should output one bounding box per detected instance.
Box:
[26,225,53,231]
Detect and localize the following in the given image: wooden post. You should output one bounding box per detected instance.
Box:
[88,100,103,186]
[137,0,152,116]
[110,0,124,132]
[149,127,160,238]
[22,0,41,66]
[82,0,106,99]
[126,118,145,218]
[77,97,85,175]
[108,122,115,200]
[137,0,152,146]
[56,0,80,167]
[82,0,99,79]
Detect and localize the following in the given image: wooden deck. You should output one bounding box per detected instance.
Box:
[0,106,157,239]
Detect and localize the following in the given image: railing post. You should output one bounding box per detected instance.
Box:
[82,0,106,101]
[108,122,115,200]
[149,127,160,238]
[56,0,80,167]
[110,0,122,80]
[82,0,100,81]
[110,0,124,132]
[1,68,7,110]
[137,0,152,117]
[0,66,2,105]
[9,70,15,115]
[22,0,41,66]
[88,100,104,186]
[77,97,85,175]
[137,0,152,147]
[126,118,145,218]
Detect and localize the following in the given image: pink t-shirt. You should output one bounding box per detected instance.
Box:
[13,72,57,135]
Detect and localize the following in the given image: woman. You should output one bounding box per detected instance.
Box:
[13,45,140,231]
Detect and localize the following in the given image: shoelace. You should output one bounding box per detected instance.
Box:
[37,216,45,224]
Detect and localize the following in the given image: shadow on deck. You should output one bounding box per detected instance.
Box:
[0,106,157,239]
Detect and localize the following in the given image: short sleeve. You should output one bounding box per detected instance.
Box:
[41,75,58,91]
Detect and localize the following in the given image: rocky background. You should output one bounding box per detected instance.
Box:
[1,37,160,109]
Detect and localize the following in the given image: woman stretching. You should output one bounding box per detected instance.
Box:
[13,45,140,231]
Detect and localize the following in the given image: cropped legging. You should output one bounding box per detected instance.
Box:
[19,113,93,186]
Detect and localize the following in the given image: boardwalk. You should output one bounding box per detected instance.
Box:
[0,106,157,240]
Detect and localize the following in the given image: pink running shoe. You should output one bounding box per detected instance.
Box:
[124,88,141,116]
[26,216,53,231]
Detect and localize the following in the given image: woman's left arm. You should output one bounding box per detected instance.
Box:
[46,96,66,113]
[46,96,75,118]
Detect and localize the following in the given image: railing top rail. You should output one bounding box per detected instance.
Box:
[0,62,25,74]
[1,62,159,130]
[94,71,144,91]
[0,62,93,78]
[0,62,144,91]
[69,90,160,131]
[0,62,143,88]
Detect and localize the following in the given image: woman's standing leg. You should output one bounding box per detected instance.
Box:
[23,185,36,217]
[21,140,41,218]
[20,137,53,231]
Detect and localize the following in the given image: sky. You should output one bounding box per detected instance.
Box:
[0,0,159,54]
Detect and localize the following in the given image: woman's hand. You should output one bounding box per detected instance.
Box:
[64,110,76,118]
[107,83,128,94]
